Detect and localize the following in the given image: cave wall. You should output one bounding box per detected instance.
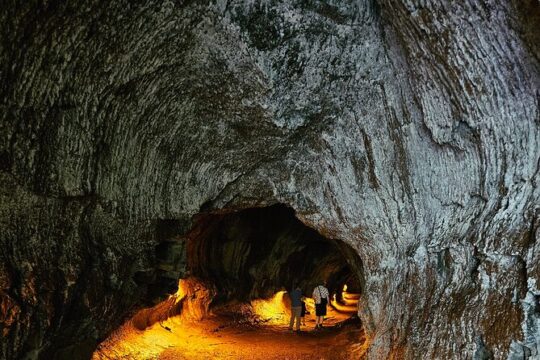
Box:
[0,0,539,359]
[0,173,159,359]
[186,205,358,302]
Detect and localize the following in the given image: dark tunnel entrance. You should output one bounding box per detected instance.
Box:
[94,205,367,359]
[186,204,363,304]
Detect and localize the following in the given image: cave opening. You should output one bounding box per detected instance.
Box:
[186,204,364,305]
[94,204,367,359]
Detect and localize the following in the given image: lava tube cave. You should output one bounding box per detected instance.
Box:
[92,205,368,359]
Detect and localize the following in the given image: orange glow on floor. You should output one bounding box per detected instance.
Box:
[331,288,359,314]
[93,280,366,359]
[250,290,290,325]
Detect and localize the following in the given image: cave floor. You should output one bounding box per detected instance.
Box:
[93,293,367,360]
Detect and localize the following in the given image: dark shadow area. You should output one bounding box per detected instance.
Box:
[185,204,364,305]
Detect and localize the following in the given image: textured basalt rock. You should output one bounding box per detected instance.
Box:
[0,0,539,359]
[186,205,361,302]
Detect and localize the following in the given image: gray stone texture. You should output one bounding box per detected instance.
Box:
[0,0,539,359]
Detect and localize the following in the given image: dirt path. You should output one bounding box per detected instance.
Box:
[159,318,366,360]
[94,292,367,360]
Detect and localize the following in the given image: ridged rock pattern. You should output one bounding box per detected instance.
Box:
[0,0,539,359]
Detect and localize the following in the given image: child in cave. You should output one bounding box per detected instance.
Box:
[300,297,308,326]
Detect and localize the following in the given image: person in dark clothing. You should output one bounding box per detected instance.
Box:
[288,286,303,331]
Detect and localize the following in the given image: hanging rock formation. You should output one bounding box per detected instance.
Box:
[0,0,539,359]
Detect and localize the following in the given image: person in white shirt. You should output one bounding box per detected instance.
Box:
[312,282,329,329]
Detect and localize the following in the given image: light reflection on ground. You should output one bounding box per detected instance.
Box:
[93,282,366,360]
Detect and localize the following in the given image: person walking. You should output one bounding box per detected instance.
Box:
[312,282,329,329]
[288,285,303,332]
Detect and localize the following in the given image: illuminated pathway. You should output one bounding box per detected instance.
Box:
[93,288,366,360]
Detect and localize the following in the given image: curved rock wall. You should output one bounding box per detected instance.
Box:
[1,0,539,359]
[186,205,360,302]
[0,174,157,359]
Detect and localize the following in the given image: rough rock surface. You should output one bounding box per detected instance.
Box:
[0,0,539,359]
[186,205,362,302]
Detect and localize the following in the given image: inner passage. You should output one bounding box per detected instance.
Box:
[94,205,367,359]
